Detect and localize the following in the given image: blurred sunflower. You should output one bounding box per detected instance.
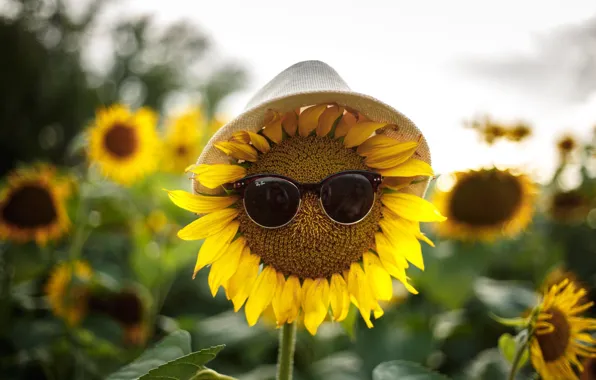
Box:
[0,165,71,245]
[88,289,148,346]
[161,108,205,173]
[88,105,159,185]
[557,135,578,160]
[168,104,445,334]
[45,260,93,326]
[506,123,532,142]
[547,189,592,224]
[482,124,507,145]
[529,279,596,380]
[146,210,168,234]
[433,168,536,241]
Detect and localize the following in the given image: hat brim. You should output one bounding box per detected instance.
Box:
[193,90,431,197]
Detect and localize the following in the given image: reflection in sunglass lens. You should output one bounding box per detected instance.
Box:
[244,177,301,228]
[320,173,375,224]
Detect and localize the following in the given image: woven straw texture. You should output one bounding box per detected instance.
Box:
[193,60,431,197]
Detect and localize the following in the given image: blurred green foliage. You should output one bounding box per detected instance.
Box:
[1,1,596,380]
[0,0,246,175]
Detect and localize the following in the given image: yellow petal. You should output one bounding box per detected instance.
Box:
[192,221,239,276]
[344,122,387,148]
[270,272,287,325]
[214,141,258,162]
[375,232,408,269]
[166,190,239,214]
[178,208,239,241]
[374,249,419,295]
[228,248,260,311]
[282,111,298,136]
[329,273,350,321]
[272,275,302,325]
[299,104,328,137]
[377,159,434,178]
[383,208,435,247]
[245,266,279,326]
[208,237,246,296]
[373,305,385,319]
[347,262,378,328]
[186,164,246,189]
[357,135,403,156]
[364,142,418,169]
[316,105,343,137]
[303,278,330,335]
[262,111,283,144]
[334,112,358,138]
[177,208,238,242]
[379,217,425,270]
[381,193,446,222]
[363,252,393,301]
[229,131,250,143]
[231,131,270,153]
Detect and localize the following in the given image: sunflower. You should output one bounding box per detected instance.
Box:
[548,189,592,224]
[529,279,596,380]
[88,105,159,185]
[506,123,532,142]
[432,168,536,241]
[161,108,205,174]
[466,117,507,145]
[167,104,445,335]
[0,165,71,245]
[557,135,578,160]
[87,289,148,345]
[45,260,93,326]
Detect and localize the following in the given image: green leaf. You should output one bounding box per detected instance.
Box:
[489,313,529,328]
[106,330,192,380]
[372,360,450,380]
[498,331,529,369]
[140,345,226,380]
[498,333,516,363]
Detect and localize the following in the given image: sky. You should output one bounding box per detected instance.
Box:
[116,0,596,183]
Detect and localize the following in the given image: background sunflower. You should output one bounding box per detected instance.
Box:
[87,105,160,186]
[432,168,536,241]
[0,165,72,245]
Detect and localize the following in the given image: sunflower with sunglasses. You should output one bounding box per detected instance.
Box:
[167,103,444,335]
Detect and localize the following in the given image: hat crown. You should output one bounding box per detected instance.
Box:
[246,60,351,109]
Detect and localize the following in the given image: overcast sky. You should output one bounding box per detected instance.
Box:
[118,0,596,183]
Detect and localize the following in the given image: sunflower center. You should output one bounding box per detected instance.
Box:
[88,290,143,326]
[1,184,57,228]
[553,191,585,210]
[175,144,189,157]
[239,136,381,279]
[103,123,138,158]
[449,170,523,226]
[536,307,570,362]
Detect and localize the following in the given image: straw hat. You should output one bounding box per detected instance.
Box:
[194,60,431,196]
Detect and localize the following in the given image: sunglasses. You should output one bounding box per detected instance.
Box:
[226,170,383,228]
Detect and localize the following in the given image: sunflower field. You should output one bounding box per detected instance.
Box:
[2,2,596,380]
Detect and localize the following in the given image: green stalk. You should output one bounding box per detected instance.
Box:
[276,322,297,380]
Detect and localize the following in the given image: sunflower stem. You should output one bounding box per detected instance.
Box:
[507,328,532,380]
[277,322,297,380]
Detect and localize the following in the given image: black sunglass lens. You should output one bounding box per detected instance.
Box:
[320,173,375,224]
[244,177,300,228]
